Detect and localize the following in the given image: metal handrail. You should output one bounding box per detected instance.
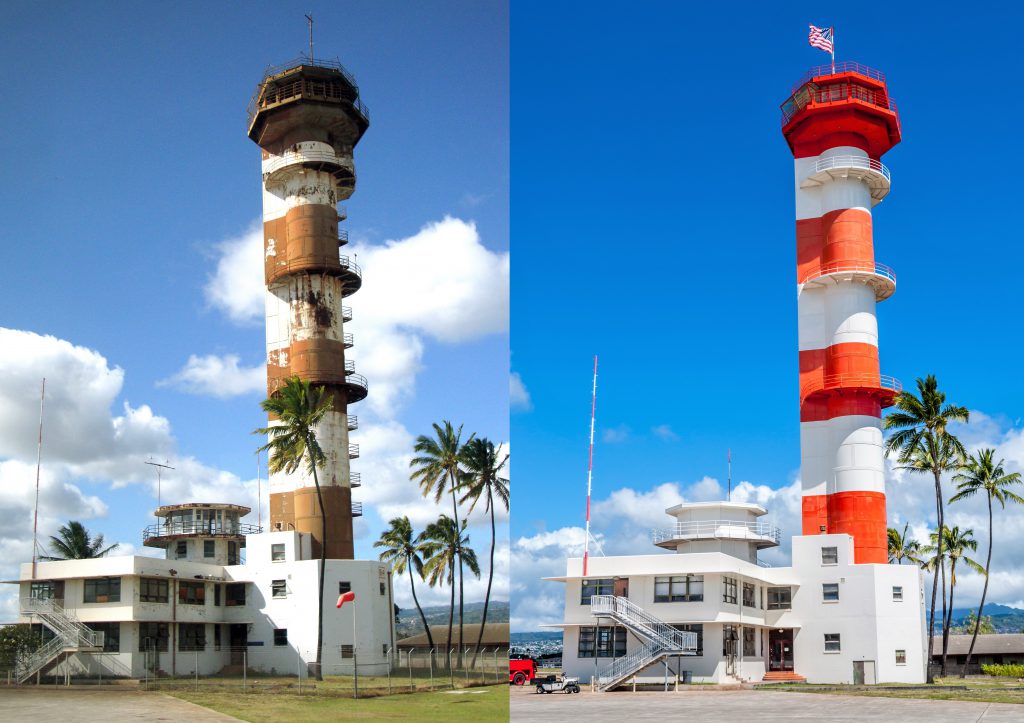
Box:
[651,520,782,545]
[351,502,364,516]
[790,62,886,93]
[757,559,772,568]
[813,154,890,182]
[800,260,896,286]
[344,360,356,374]
[347,415,359,431]
[597,640,664,690]
[262,149,352,180]
[339,255,361,278]
[591,595,697,652]
[17,635,66,683]
[247,55,369,127]
[781,81,897,126]
[143,521,263,539]
[345,373,368,392]
[349,472,361,488]
[348,444,359,458]
[341,306,353,322]
[343,333,354,348]
[339,230,349,245]
[801,373,902,399]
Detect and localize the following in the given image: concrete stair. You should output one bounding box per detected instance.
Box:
[761,670,806,683]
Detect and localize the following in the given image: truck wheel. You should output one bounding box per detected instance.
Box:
[512,672,526,686]
[535,684,544,693]
[568,685,580,694]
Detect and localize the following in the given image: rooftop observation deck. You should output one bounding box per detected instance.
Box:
[652,519,781,550]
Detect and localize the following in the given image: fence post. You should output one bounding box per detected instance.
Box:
[353,649,358,699]
[195,649,199,692]
[464,646,470,683]
[408,650,414,691]
[243,649,247,692]
[449,648,454,689]
[297,646,302,693]
[387,646,392,695]
[429,648,434,691]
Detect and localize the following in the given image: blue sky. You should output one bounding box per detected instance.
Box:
[510,2,1024,629]
[0,0,508,615]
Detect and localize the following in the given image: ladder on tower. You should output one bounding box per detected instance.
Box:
[17,597,104,683]
[589,595,697,691]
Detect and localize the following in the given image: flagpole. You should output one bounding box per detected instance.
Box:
[831,27,836,73]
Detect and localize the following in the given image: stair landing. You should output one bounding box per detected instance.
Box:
[761,671,806,683]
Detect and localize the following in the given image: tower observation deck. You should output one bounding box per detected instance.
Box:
[248,56,369,559]
[781,62,902,564]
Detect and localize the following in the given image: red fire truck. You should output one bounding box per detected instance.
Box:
[509,653,537,685]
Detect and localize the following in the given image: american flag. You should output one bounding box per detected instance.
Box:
[808,25,834,54]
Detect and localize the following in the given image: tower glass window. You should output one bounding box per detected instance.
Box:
[272,580,287,598]
[179,581,205,605]
[722,576,738,604]
[84,577,121,603]
[742,582,756,608]
[822,583,840,602]
[179,623,206,651]
[893,586,903,601]
[139,577,168,603]
[274,629,288,646]
[176,541,187,559]
[824,634,841,653]
[654,575,703,602]
[767,587,792,610]
[204,540,215,558]
[580,579,613,605]
[271,543,286,562]
[139,622,169,652]
[821,546,838,565]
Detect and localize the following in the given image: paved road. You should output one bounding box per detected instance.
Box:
[511,687,1024,721]
[0,687,241,722]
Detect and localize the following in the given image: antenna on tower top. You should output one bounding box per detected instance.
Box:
[145,458,175,510]
[727,448,732,502]
[305,13,314,64]
[583,356,598,577]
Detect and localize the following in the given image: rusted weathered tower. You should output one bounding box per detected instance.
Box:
[247,57,369,559]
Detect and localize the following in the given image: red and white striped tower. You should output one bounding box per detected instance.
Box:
[781,62,902,564]
[247,57,370,559]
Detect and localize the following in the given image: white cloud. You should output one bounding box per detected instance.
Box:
[652,424,678,441]
[601,425,630,444]
[510,372,531,411]
[204,221,265,326]
[159,354,264,398]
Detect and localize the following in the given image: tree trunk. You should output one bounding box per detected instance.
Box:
[449,471,464,669]
[447,559,455,669]
[944,558,957,665]
[409,563,434,665]
[961,494,993,677]
[310,436,326,682]
[471,487,495,668]
[925,461,943,683]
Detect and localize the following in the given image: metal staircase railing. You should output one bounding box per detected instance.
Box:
[18,597,104,683]
[590,595,697,691]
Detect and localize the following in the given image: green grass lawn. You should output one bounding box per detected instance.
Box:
[762,677,1024,705]
[167,682,509,721]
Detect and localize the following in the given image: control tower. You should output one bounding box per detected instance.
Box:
[781,62,902,564]
[247,57,369,559]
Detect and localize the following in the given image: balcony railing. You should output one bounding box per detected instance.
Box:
[341,306,353,322]
[339,255,361,279]
[351,502,363,517]
[338,230,349,246]
[790,62,886,94]
[337,205,347,221]
[344,360,356,375]
[347,415,359,431]
[345,373,368,394]
[247,55,369,128]
[348,444,359,459]
[800,373,902,400]
[143,521,263,541]
[652,520,781,546]
[801,260,896,286]
[781,81,898,126]
[813,154,890,182]
[349,472,361,488]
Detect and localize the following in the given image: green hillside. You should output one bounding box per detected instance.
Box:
[395,600,509,639]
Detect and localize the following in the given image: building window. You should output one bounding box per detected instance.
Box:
[176,541,187,559]
[893,586,903,602]
[340,644,354,658]
[822,583,840,602]
[214,584,221,606]
[90,622,120,652]
[30,581,59,600]
[179,623,206,651]
[228,541,238,565]
[179,581,206,605]
[274,628,288,647]
[581,579,614,605]
[767,587,792,610]
[339,581,352,595]
[896,649,906,665]
[723,625,738,656]
[272,580,287,598]
[743,627,755,657]
[139,622,169,652]
[204,540,215,558]
[722,576,737,605]
[578,626,625,658]
[225,583,246,606]
[271,543,285,562]
[654,575,703,602]
[214,625,222,650]
[824,633,841,653]
[84,577,121,603]
[139,577,169,603]
[380,582,386,596]
[821,546,838,565]
[673,624,703,656]
[742,582,756,608]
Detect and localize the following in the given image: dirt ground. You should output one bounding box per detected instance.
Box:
[0,686,241,722]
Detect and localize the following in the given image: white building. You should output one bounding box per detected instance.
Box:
[7,502,395,682]
[550,500,926,689]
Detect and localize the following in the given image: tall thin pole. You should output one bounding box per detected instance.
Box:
[831,27,836,74]
[305,13,314,64]
[727,448,732,502]
[31,378,46,579]
[145,459,175,510]
[256,449,262,530]
[583,356,598,578]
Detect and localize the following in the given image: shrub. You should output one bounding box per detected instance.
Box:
[980,663,1024,677]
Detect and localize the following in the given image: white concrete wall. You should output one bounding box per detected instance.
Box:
[794,146,873,220]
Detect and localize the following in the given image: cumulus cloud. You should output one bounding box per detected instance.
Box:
[510,371,531,411]
[159,354,264,398]
[601,425,630,444]
[652,424,679,441]
[203,222,265,326]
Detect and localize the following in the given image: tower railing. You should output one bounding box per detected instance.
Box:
[790,62,886,93]
[347,415,359,431]
[348,444,360,459]
[344,360,356,375]
[800,260,896,286]
[262,148,353,181]
[343,333,355,349]
[338,230,349,245]
[800,373,902,400]
[339,255,362,278]
[651,520,781,546]
[341,306,353,322]
[349,472,361,488]
[813,154,890,182]
[247,54,370,128]
[143,520,263,541]
[345,373,368,393]
[351,502,364,517]
[781,82,898,126]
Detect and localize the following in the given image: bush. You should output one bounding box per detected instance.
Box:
[980,663,1024,678]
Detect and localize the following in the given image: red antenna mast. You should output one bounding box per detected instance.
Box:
[583,355,598,577]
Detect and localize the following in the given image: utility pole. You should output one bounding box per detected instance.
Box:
[145,459,175,509]
[305,13,314,63]
[31,378,45,579]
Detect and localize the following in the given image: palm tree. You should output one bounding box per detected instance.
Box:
[884,375,968,680]
[887,523,922,565]
[950,449,1024,677]
[41,521,119,560]
[254,375,332,681]
[420,515,480,668]
[922,525,984,676]
[410,421,473,665]
[459,437,509,666]
[374,517,435,653]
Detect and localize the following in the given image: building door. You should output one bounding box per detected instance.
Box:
[613,577,629,598]
[229,624,247,665]
[853,660,876,685]
[768,629,794,671]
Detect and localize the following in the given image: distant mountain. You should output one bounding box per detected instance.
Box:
[927,604,1024,634]
[511,631,562,643]
[395,600,509,639]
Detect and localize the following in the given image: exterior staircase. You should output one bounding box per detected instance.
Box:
[762,670,806,683]
[17,597,104,683]
[590,595,698,691]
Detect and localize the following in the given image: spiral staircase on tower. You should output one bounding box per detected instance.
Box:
[16,597,104,683]
[589,595,698,691]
